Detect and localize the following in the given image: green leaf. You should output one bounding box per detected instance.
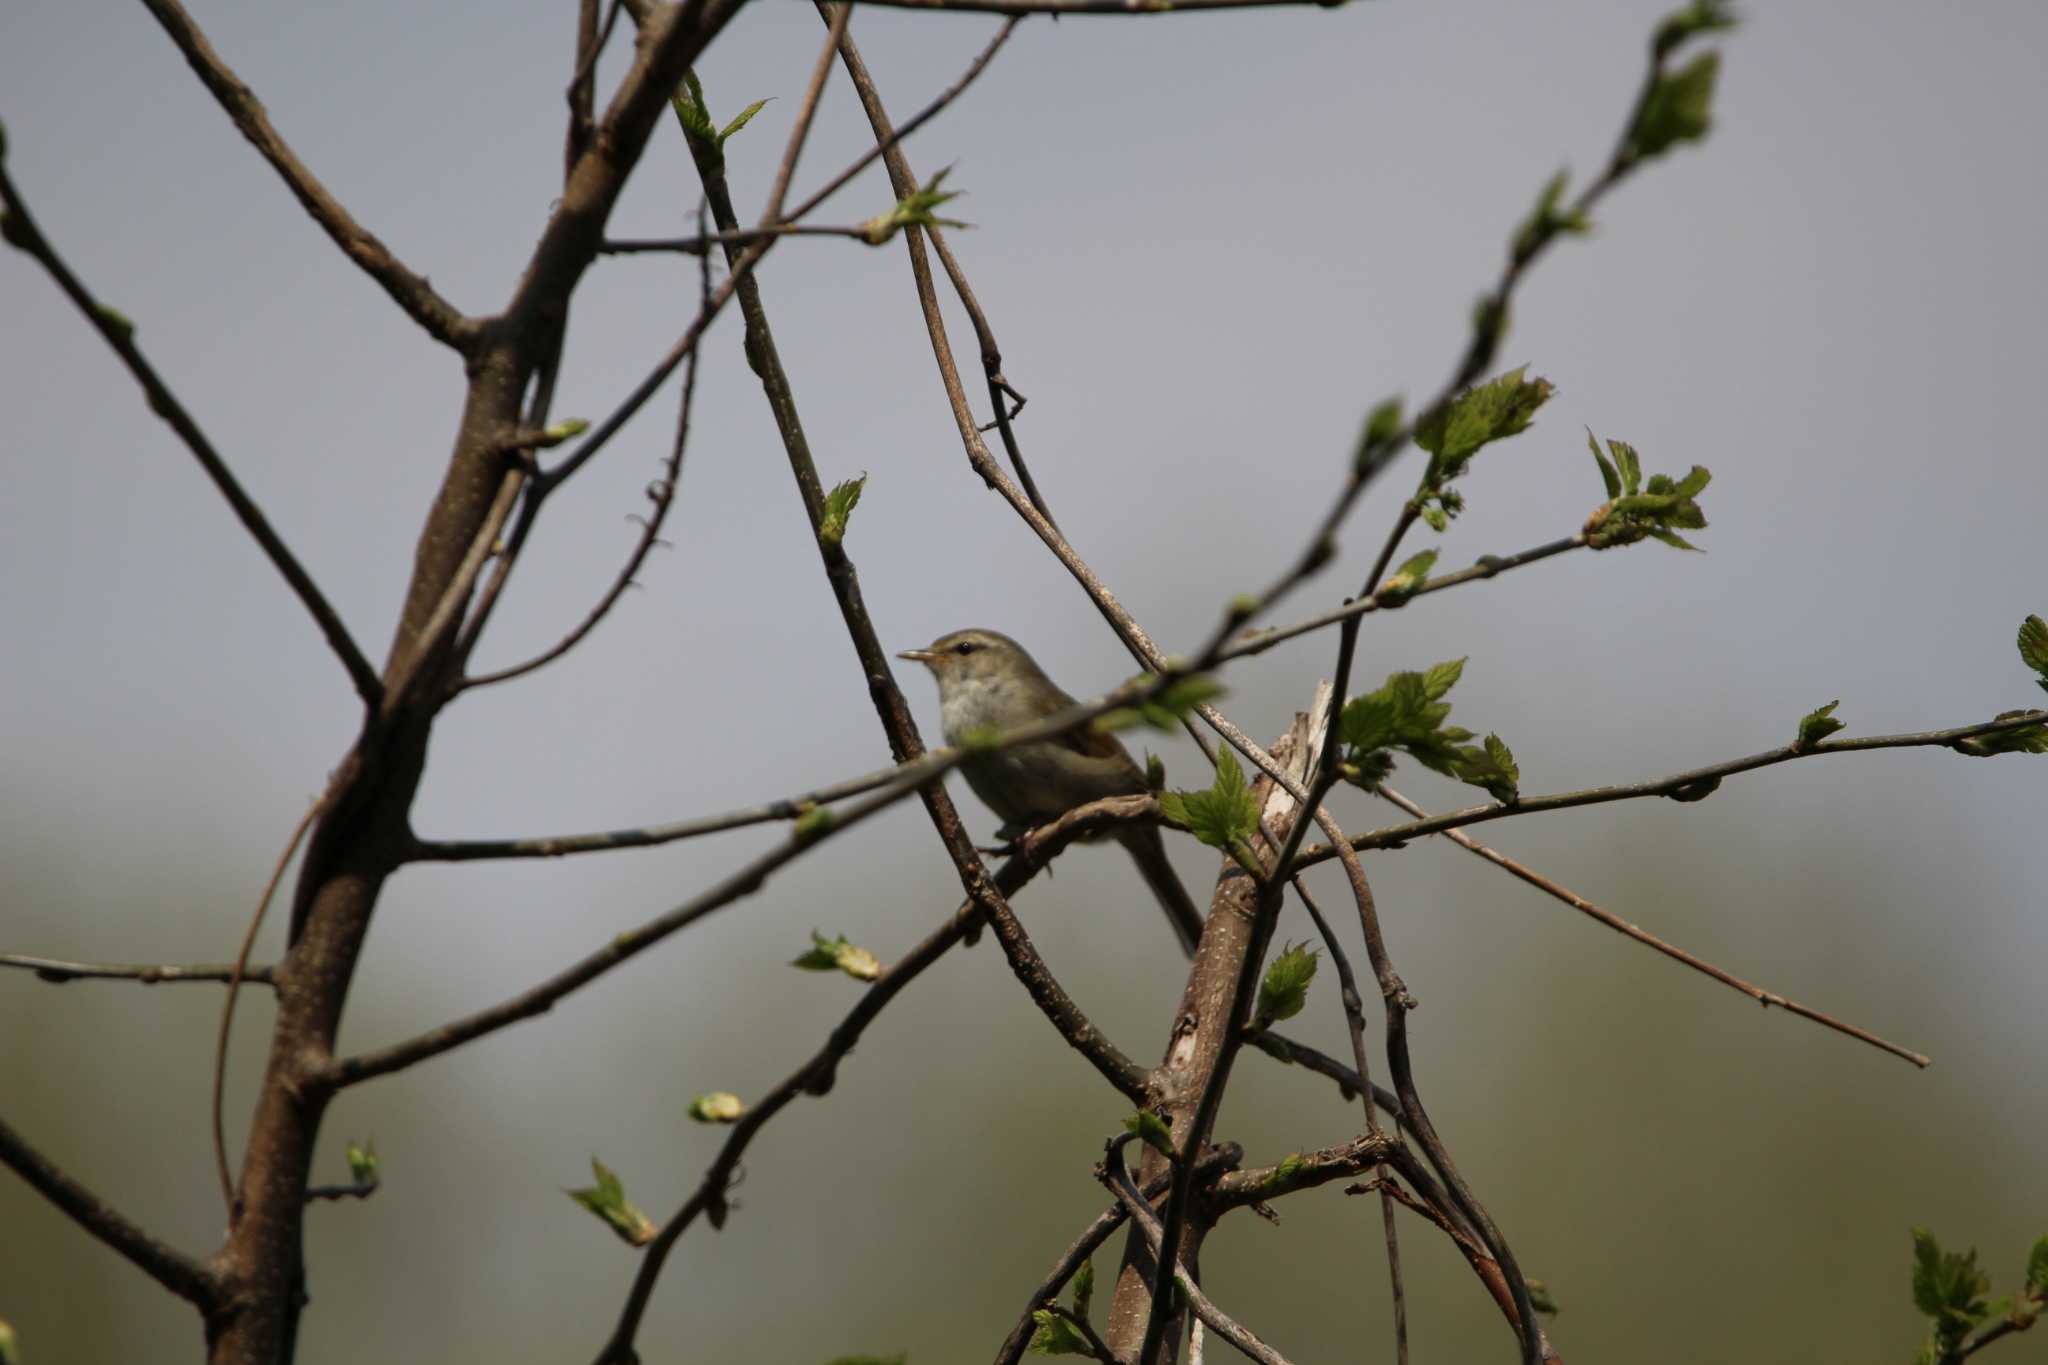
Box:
[820,474,867,547]
[792,930,882,981]
[1027,1309,1092,1356]
[1459,732,1521,803]
[1422,657,1467,701]
[1587,427,1621,500]
[1354,396,1406,475]
[1912,1227,1995,1352]
[1125,1110,1176,1160]
[1254,941,1318,1029]
[1512,169,1591,262]
[1096,674,1226,735]
[1158,752,1261,868]
[718,97,771,147]
[1071,1259,1095,1319]
[0,1316,15,1365]
[670,71,718,147]
[1144,752,1167,793]
[345,1138,380,1189]
[824,1357,909,1365]
[1953,712,2048,758]
[862,165,970,245]
[2019,615,2048,691]
[1526,1278,1561,1316]
[1796,701,1845,749]
[539,417,589,446]
[1377,548,1439,602]
[2025,1234,2048,1297]
[1412,366,1555,483]
[1653,0,1739,61]
[688,1091,746,1123]
[1630,51,1721,160]
[567,1158,657,1246]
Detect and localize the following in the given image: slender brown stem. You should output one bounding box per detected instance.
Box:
[0,954,275,986]
[135,0,476,349]
[1374,784,1931,1066]
[0,1116,221,1312]
[0,161,382,706]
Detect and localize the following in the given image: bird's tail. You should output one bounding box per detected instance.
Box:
[1117,824,1205,957]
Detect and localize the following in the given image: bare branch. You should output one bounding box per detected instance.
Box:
[848,0,1325,12]
[135,0,477,349]
[0,1115,221,1311]
[0,953,274,987]
[0,161,383,706]
[1374,783,1931,1066]
[1300,710,2048,865]
[1102,1136,1299,1365]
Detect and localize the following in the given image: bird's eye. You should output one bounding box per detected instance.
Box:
[953,641,978,656]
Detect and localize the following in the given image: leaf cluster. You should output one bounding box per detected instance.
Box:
[1159,752,1263,875]
[1028,1259,1097,1356]
[819,475,866,548]
[1411,367,1555,531]
[1951,621,2048,756]
[566,1158,656,1246]
[1338,659,1520,803]
[1909,1228,2048,1365]
[1582,430,1711,550]
[1794,700,1845,750]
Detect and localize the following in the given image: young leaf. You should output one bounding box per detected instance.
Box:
[688,1092,746,1124]
[1377,548,1439,602]
[792,931,882,982]
[567,1158,657,1246]
[670,72,718,147]
[1796,701,1845,749]
[820,474,867,547]
[2026,1234,2048,1298]
[1952,712,2048,758]
[1912,1227,1995,1353]
[1422,657,1467,700]
[1096,674,1226,734]
[718,97,770,148]
[2018,614,2048,692]
[1460,732,1521,803]
[1027,1309,1092,1356]
[344,1138,380,1189]
[1630,51,1721,160]
[1254,942,1318,1029]
[1587,427,1622,500]
[1158,752,1261,870]
[1071,1258,1096,1319]
[1653,0,1738,61]
[1125,1110,1176,1160]
[793,805,835,844]
[1354,396,1406,475]
[862,165,970,245]
[1412,366,1556,482]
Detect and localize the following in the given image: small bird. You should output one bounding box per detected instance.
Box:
[898,628,1205,954]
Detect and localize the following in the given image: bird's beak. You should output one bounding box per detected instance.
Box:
[897,648,939,664]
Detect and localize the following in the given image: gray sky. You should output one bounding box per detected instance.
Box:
[4,2,2045,1362]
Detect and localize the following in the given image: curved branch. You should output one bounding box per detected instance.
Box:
[136,0,477,350]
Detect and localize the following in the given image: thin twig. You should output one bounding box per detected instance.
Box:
[135,0,476,349]
[1102,1136,1299,1365]
[1295,710,2048,868]
[992,1145,1245,1365]
[848,0,1323,11]
[211,795,328,1212]
[0,954,275,986]
[1374,783,1932,1066]
[0,161,383,706]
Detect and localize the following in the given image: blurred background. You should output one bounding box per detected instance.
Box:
[3,1,2044,1361]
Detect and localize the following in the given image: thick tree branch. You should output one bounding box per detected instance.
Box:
[0,1115,221,1313]
[135,0,477,350]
